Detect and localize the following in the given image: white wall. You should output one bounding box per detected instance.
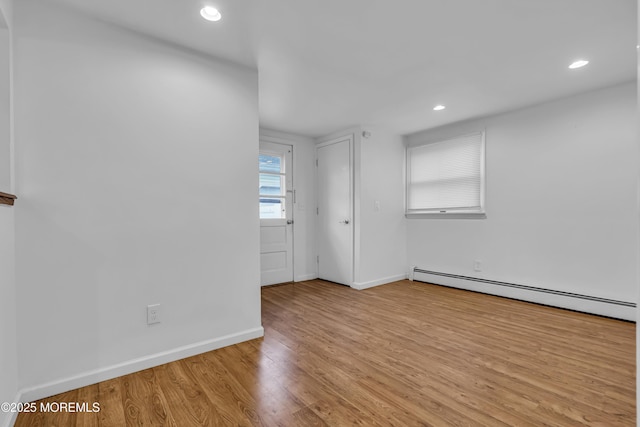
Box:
[0,0,10,193]
[407,82,638,305]
[14,0,261,398]
[0,0,11,28]
[0,207,17,427]
[354,126,407,288]
[636,4,639,422]
[0,1,17,426]
[260,128,317,281]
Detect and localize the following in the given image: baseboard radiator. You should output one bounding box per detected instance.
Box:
[412,268,636,321]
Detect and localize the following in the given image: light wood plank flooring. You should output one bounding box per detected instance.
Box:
[16,279,636,426]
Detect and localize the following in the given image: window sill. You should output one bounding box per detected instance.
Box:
[0,191,16,206]
[405,212,486,219]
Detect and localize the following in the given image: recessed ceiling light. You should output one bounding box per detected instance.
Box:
[200,6,221,22]
[568,60,589,69]
[433,105,446,111]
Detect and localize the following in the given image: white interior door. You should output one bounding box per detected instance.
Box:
[317,136,353,286]
[259,141,294,286]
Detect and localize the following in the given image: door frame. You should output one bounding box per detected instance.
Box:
[259,139,294,285]
[315,134,355,286]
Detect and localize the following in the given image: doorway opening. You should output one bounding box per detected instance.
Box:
[259,141,294,286]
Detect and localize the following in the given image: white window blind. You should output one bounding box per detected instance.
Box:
[407,132,484,215]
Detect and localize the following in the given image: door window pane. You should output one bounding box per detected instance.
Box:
[259,154,282,173]
[260,198,284,219]
[259,173,285,197]
[259,151,286,219]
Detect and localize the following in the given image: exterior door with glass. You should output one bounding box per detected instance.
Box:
[259,141,294,286]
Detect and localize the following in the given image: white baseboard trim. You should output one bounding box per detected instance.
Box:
[295,273,318,282]
[18,326,264,404]
[351,273,408,290]
[413,270,635,321]
[1,391,21,427]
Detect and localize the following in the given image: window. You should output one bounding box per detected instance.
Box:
[406,131,485,217]
[259,153,286,219]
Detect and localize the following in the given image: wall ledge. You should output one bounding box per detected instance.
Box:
[0,191,16,206]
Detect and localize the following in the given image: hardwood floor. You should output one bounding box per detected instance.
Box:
[15,279,636,426]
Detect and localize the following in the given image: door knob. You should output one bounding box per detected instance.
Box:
[339,219,350,224]
[287,220,294,225]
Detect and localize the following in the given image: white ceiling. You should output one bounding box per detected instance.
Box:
[52,0,637,137]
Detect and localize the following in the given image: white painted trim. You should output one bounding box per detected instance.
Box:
[17,327,264,404]
[413,271,635,321]
[315,126,361,145]
[351,273,408,290]
[295,273,318,282]
[260,128,315,144]
[1,391,21,427]
[405,212,486,219]
[408,266,416,281]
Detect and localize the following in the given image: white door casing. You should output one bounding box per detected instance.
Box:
[259,141,294,286]
[316,136,353,286]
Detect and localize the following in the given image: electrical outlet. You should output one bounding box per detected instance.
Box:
[147,304,161,325]
[474,260,482,272]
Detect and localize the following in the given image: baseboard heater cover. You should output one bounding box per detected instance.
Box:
[413,268,636,321]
